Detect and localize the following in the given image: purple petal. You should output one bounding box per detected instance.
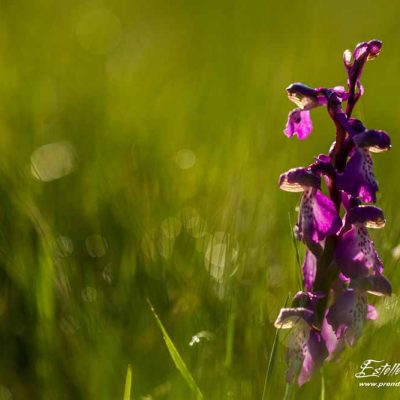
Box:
[345,205,385,229]
[354,42,369,61]
[297,189,342,244]
[311,157,336,179]
[348,118,366,133]
[292,291,324,309]
[335,226,382,278]
[327,289,368,346]
[346,40,382,96]
[279,167,320,192]
[351,273,392,296]
[284,109,313,139]
[302,250,317,291]
[333,85,349,101]
[336,148,378,203]
[321,314,343,358]
[341,192,352,211]
[286,83,321,109]
[367,305,378,320]
[367,39,383,60]
[343,49,353,70]
[298,330,328,386]
[353,129,391,153]
[315,154,331,164]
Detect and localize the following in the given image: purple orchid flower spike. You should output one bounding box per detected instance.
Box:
[275,40,392,386]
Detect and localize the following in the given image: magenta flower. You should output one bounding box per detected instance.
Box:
[326,289,375,346]
[335,206,385,278]
[283,83,348,139]
[279,167,342,245]
[274,40,392,386]
[274,306,328,386]
[336,129,391,202]
[284,109,313,139]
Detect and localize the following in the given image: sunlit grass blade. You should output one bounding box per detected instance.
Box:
[123,364,132,400]
[288,213,303,291]
[320,367,325,400]
[147,299,204,400]
[261,294,290,400]
[283,382,292,400]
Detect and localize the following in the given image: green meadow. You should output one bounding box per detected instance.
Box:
[1,0,400,398]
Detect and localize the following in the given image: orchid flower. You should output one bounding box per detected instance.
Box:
[274,40,392,385]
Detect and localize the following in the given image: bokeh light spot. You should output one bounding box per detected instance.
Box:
[204,231,239,282]
[175,149,196,169]
[82,286,97,303]
[55,235,74,258]
[160,217,182,239]
[31,142,77,182]
[85,234,108,258]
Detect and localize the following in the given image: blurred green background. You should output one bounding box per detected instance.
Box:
[1,0,400,399]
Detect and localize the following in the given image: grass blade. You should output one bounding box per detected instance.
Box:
[320,367,325,400]
[147,299,204,399]
[123,364,132,400]
[288,213,303,291]
[261,294,290,400]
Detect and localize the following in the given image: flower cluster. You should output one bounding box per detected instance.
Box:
[275,40,392,386]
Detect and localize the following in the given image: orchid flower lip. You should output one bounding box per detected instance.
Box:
[284,109,313,139]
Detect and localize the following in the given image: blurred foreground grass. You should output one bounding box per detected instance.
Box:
[1,0,400,399]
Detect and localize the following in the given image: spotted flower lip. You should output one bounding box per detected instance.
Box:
[326,289,369,346]
[297,188,342,244]
[336,148,378,203]
[279,167,320,192]
[345,205,385,228]
[335,224,383,279]
[297,330,328,386]
[353,129,391,152]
